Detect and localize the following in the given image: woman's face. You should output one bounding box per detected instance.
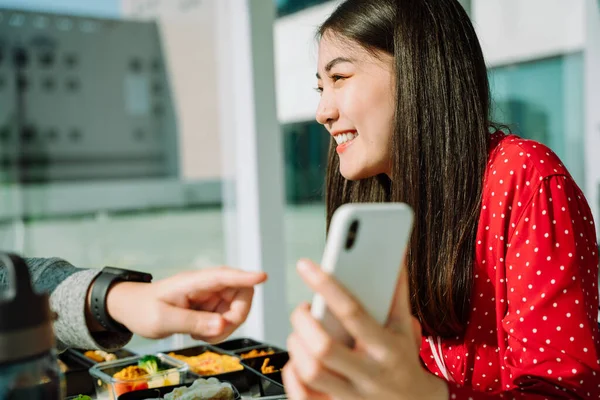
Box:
[316,33,395,180]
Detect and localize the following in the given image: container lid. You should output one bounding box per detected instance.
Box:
[89,353,188,383]
[0,253,55,364]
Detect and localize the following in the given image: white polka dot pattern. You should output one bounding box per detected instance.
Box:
[420,133,600,398]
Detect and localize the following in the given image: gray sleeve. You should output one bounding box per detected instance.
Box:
[0,257,81,295]
[0,257,132,351]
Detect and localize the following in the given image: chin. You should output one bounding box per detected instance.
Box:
[339,159,389,181]
[339,165,372,181]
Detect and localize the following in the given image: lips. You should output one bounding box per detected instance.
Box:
[332,130,358,154]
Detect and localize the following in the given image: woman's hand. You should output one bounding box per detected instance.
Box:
[104,267,267,343]
[283,259,448,400]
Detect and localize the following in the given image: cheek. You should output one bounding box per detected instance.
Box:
[371,81,395,131]
[370,87,395,147]
[338,84,378,133]
[340,83,394,145]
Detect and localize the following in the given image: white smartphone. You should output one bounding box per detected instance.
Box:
[310,203,414,347]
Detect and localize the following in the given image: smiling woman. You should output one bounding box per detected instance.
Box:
[283,0,600,399]
[317,0,490,337]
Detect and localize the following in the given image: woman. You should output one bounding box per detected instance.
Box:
[283,0,600,398]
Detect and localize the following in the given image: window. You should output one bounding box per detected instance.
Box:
[0,3,229,353]
[275,0,331,18]
[489,53,585,187]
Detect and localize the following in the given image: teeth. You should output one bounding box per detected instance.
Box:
[335,132,358,145]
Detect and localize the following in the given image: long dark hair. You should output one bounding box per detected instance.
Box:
[320,0,491,337]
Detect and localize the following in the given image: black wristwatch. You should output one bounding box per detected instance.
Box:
[90,267,153,333]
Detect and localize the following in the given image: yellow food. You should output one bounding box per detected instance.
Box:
[168,351,243,376]
[57,359,69,373]
[84,350,117,363]
[113,366,148,380]
[148,372,181,389]
[240,349,275,359]
[260,358,279,374]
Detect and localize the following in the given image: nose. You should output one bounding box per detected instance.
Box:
[315,90,339,127]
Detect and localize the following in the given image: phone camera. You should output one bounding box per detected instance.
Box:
[345,220,360,250]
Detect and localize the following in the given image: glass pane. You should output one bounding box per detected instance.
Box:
[282,120,327,314]
[275,0,331,18]
[0,1,227,353]
[489,53,585,187]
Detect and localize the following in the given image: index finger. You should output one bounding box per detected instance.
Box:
[171,267,267,293]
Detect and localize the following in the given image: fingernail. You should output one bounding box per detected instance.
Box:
[209,318,223,332]
[297,259,313,273]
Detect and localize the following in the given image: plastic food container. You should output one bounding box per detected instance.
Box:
[163,344,249,392]
[235,346,285,359]
[241,352,288,397]
[118,379,243,400]
[89,353,188,399]
[212,338,262,352]
[65,348,138,367]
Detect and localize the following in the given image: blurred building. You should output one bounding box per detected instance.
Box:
[121,0,222,182]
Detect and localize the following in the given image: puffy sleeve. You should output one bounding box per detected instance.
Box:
[0,258,132,351]
[449,175,600,399]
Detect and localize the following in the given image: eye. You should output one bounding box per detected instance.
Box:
[314,86,323,94]
[331,74,345,82]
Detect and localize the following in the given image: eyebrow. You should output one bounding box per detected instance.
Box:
[315,57,355,79]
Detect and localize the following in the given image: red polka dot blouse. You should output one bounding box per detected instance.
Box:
[420,132,600,398]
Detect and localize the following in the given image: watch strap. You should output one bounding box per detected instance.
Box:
[90,267,152,333]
